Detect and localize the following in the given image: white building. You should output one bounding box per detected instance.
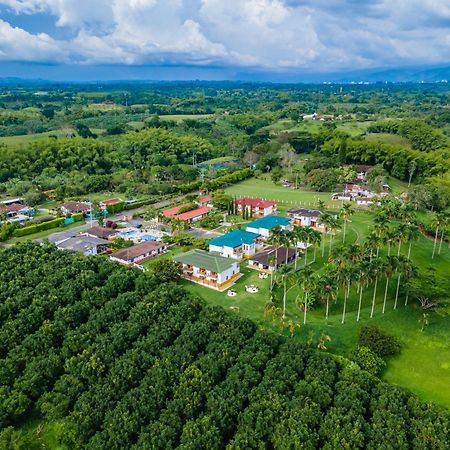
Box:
[174,249,240,291]
[287,208,338,232]
[208,229,263,260]
[245,215,292,238]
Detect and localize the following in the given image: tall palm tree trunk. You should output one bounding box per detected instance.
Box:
[370,276,378,318]
[282,277,287,320]
[394,275,401,309]
[407,241,412,259]
[304,245,308,266]
[357,286,364,321]
[325,299,329,322]
[342,283,350,324]
[343,220,347,243]
[303,292,308,324]
[322,230,326,257]
[438,230,445,255]
[432,227,439,259]
[382,278,389,314]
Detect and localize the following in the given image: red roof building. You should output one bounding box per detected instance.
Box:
[60,201,91,214]
[235,198,276,217]
[99,198,122,206]
[176,206,211,223]
[163,205,184,218]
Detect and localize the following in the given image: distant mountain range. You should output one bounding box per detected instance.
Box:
[0,63,449,84]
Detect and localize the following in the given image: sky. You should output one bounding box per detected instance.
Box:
[0,0,449,81]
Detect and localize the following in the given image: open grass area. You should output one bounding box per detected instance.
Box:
[159,113,214,121]
[201,155,237,165]
[264,119,375,137]
[0,129,73,147]
[365,132,412,147]
[225,178,343,210]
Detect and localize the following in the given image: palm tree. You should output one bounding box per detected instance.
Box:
[431,212,445,259]
[170,218,187,235]
[319,213,332,258]
[340,266,356,324]
[385,228,396,256]
[340,202,354,243]
[317,271,337,323]
[437,213,449,256]
[369,258,383,318]
[268,255,276,291]
[356,261,369,322]
[308,228,322,263]
[295,267,315,324]
[394,256,412,310]
[373,214,389,257]
[317,199,326,210]
[395,223,408,256]
[292,226,307,270]
[278,264,291,320]
[405,222,420,259]
[364,232,382,261]
[282,230,295,265]
[382,256,398,314]
[327,216,341,256]
[267,226,284,280]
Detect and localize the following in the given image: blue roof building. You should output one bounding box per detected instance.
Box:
[245,215,292,237]
[208,229,263,260]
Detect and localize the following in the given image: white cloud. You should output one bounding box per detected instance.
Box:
[0,0,449,70]
[0,18,67,61]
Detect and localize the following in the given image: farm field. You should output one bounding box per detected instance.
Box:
[0,129,73,147]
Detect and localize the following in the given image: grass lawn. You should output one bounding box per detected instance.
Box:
[7,221,89,245]
[225,178,342,210]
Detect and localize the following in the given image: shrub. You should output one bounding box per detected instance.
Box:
[350,346,386,376]
[358,326,401,358]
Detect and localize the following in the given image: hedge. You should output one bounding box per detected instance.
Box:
[13,213,84,237]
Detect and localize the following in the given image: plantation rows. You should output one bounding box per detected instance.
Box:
[0,243,449,449]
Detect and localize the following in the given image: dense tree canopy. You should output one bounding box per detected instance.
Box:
[0,243,449,449]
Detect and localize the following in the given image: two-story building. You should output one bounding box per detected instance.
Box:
[287,208,337,231]
[208,229,263,260]
[245,215,292,238]
[174,249,240,290]
[235,198,276,217]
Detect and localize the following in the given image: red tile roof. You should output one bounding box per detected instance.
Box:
[163,205,184,218]
[176,206,210,221]
[111,241,166,262]
[61,201,90,212]
[86,226,119,239]
[99,198,122,206]
[235,197,276,208]
[5,203,27,213]
[199,195,212,203]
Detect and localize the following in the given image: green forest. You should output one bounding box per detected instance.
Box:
[0,243,449,449]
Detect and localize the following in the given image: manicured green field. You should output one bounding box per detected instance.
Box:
[225,178,342,210]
